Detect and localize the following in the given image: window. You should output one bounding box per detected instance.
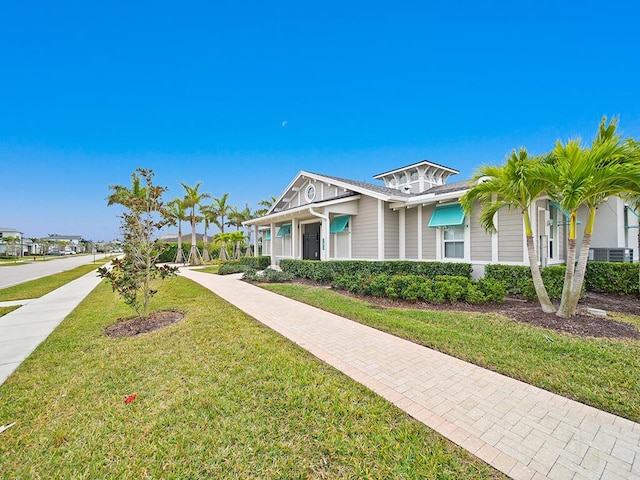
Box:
[549,202,557,259]
[305,184,316,202]
[410,170,418,182]
[443,225,464,259]
[398,173,407,184]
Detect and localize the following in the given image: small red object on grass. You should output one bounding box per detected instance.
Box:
[124,393,137,404]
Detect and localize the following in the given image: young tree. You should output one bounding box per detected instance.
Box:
[211,193,230,234]
[461,149,556,313]
[180,182,210,266]
[99,169,177,320]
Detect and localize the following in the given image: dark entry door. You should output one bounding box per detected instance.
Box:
[303,223,321,260]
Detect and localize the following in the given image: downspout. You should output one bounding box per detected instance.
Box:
[309,208,329,260]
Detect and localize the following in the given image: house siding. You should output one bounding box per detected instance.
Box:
[405,207,418,259]
[422,204,436,259]
[351,196,378,259]
[384,206,399,259]
[470,202,492,261]
[498,208,523,262]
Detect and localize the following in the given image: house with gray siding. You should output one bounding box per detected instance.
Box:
[245,160,639,275]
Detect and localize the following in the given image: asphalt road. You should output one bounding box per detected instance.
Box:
[0,254,109,289]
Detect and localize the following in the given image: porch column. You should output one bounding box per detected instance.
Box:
[417,205,423,260]
[399,207,406,260]
[377,199,385,260]
[322,217,330,261]
[253,225,258,257]
[269,221,276,267]
[291,218,299,259]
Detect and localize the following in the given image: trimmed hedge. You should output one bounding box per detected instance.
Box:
[239,256,271,270]
[585,262,639,295]
[242,267,293,283]
[484,264,566,300]
[217,261,248,275]
[279,260,473,284]
[332,273,506,304]
[157,243,222,263]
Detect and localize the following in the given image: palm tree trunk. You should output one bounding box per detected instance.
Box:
[526,235,556,313]
[557,210,579,318]
[189,209,202,265]
[202,223,211,262]
[175,221,184,264]
[565,207,597,316]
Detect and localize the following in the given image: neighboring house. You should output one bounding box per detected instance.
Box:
[244,160,639,276]
[46,234,85,253]
[0,228,24,256]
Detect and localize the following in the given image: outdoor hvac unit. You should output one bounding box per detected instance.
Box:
[588,248,633,262]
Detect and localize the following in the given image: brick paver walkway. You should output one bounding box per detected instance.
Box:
[180,268,640,480]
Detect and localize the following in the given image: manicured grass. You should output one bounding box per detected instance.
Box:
[0,263,106,302]
[195,265,220,274]
[263,283,640,422]
[0,306,19,317]
[0,277,503,479]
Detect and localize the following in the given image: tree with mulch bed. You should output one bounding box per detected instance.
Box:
[100,168,178,326]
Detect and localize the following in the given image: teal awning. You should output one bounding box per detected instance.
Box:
[276,224,291,238]
[264,230,271,241]
[550,200,581,225]
[428,204,465,228]
[330,215,350,233]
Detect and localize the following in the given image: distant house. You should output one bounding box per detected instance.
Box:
[46,235,85,253]
[0,228,24,256]
[244,160,639,276]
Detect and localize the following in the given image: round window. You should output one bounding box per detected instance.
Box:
[305,184,316,202]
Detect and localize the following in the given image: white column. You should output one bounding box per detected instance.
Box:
[322,216,330,261]
[269,222,276,267]
[377,199,385,260]
[399,208,406,260]
[291,218,299,259]
[491,196,499,262]
[417,205,423,260]
[253,225,258,257]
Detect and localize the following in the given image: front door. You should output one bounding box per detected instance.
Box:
[303,223,321,260]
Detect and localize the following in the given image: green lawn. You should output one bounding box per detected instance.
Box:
[0,277,503,479]
[263,283,640,422]
[0,305,19,317]
[0,263,106,302]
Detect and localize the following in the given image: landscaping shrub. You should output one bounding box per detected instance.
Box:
[280,260,472,283]
[239,256,271,270]
[585,261,639,295]
[157,243,189,263]
[242,267,293,283]
[484,264,566,300]
[332,273,505,304]
[217,261,248,275]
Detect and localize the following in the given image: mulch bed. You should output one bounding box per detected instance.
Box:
[104,311,185,338]
[291,279,640,340]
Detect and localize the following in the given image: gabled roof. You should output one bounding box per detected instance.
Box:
[427,179,472,196]
[312,173,414,199]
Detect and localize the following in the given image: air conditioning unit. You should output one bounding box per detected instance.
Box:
[588,248,633,263]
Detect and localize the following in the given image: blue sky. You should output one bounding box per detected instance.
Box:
[2,1,639,240]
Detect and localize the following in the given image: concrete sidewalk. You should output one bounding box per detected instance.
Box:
[180,267,640,480]
[0,269,103,386]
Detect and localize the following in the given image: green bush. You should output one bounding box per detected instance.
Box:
[218,261,248,275]
[242,267,293,283]
[484,264,566,300]
[157,243,190,263]
[331,273,504,304]
[585,262,639,295]
[280,260,472,284]
[239,256,271,270]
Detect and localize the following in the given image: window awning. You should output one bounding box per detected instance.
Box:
[428,204,465,228]
[263,230,271,241]
[330,215,350,233]
[550,200,581,225]
[276,224,291,238]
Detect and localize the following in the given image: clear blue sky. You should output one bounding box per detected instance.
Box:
[2,1,639,241]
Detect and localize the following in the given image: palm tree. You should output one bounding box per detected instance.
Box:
[166,198,188,264]
[211,193,230,234]
[107,172,146,207]
[199,202,216,262]
[180,182,210,265]
[461,148,556,313]
[255,195,277,217]
[533,117,640,317]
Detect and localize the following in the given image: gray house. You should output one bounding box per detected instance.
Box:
[244,160,638,276]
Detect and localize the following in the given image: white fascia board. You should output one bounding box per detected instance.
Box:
[373,161,459,179]
[244,195,362,226]
[388,189,469,210]
[266,170,309,215]
[302,172,405,202]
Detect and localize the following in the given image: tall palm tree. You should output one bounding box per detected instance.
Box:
[461,148,556,313]
[255,195,277,217]
[533,117,640,317]
[180,182,210,265]
[166,198,188,264]
[199,202,216,262]
[211,193,230,234]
